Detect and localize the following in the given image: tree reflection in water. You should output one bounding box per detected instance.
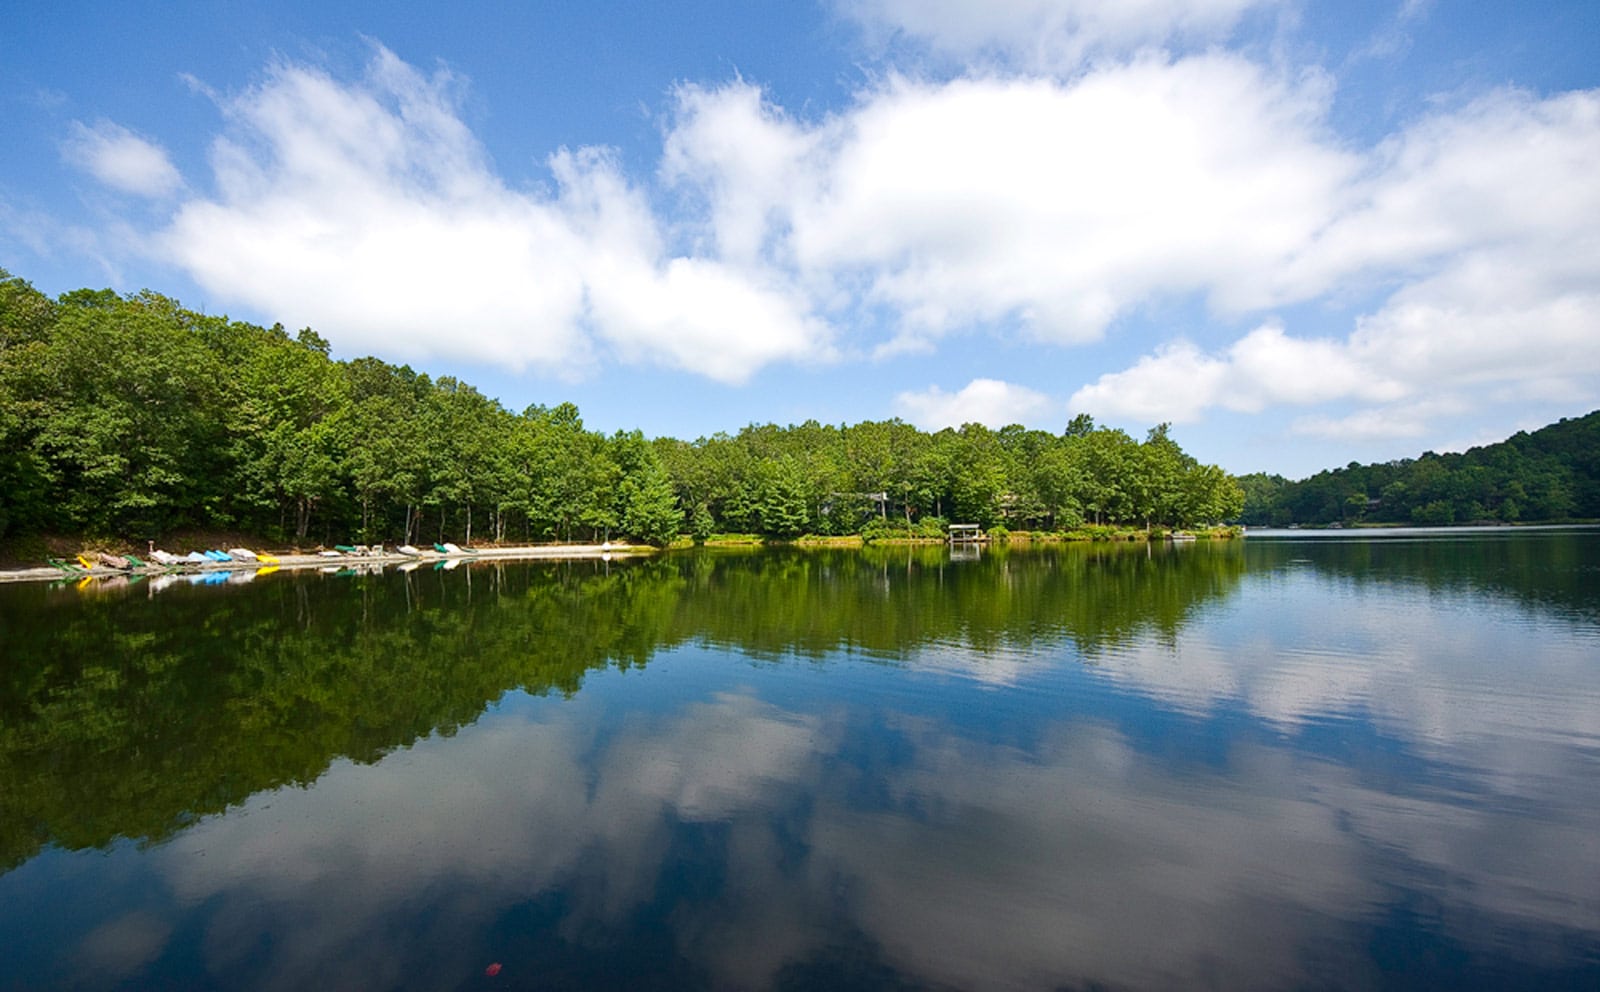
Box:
[2,535,1597,990]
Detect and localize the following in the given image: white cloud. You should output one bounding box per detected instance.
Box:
[658,56,1354,351]
[62,120,183,197]
[1270,88,1600,307]
[844,0,1279,70]
[1068,86,1600,433]
[1069,341,1226,423]
[157,47,827,384]
[661,82,816,267]
[771,57,1353,346]
[1291,408,1429,441]
[62,41,1600,416]
[895,377,1054,429]
[1068,323,1406,424]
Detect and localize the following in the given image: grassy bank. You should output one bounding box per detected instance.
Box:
[660,524,1245,553]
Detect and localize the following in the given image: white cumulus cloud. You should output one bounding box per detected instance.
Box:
[157,47,827,383]
[60,36,1600,425]
[1069,323,1408,424]
[895,378,1054,430]
[1068,86,1600,437]
[667,56,1355,353]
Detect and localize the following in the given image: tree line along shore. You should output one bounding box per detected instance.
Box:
[0,270,1245,557]
[1235,410,1600,528]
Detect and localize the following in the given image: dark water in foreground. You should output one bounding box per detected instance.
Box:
[2,530,1598,991]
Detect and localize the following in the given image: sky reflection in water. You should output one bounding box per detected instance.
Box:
[2,535,1598,990]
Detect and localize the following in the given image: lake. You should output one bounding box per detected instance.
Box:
[2,530,1597,990]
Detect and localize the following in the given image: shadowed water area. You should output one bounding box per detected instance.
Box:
[2,531,1598,990]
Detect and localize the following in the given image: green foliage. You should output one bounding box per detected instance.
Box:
[1,269,1250,545]
[612,431,684,545]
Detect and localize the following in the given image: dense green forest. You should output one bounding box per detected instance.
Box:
[1236,411,1600,527]
[0,269,1242,546]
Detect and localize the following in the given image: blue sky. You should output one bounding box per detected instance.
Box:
[3,1,1597,478]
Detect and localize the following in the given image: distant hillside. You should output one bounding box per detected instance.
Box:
[1237,411,1600,526]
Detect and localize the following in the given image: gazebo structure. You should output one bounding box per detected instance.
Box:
[947,523,983,544]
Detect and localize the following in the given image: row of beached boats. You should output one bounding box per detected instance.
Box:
[50,547,282,576]
[49,542,483,577]
[396,542,475,557]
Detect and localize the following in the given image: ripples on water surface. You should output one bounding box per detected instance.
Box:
[1,530,1597,990]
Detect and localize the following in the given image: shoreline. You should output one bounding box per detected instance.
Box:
[0,543,652,585]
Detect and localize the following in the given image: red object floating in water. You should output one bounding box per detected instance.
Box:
[485,962,502,977]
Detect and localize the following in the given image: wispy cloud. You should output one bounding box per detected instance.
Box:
[62,120,183,198]
[841,0,1281,71]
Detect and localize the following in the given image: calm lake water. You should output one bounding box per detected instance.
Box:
[2,530,1598,991]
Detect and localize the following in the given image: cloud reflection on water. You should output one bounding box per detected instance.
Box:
[117,627,1599,991]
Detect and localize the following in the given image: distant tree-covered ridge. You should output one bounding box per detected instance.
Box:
[1236,410,1600,526]
[0,269,1241,545]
